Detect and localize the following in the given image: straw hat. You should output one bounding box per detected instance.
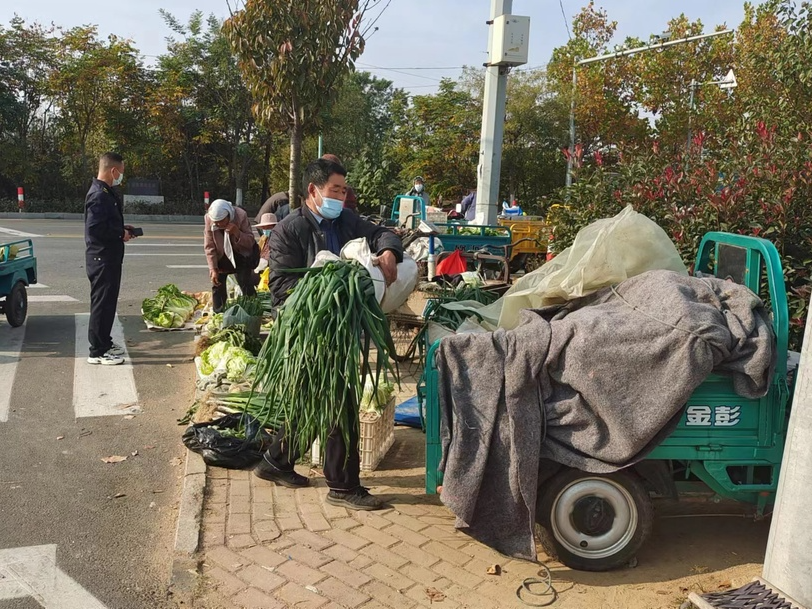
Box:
[255,213,278,229]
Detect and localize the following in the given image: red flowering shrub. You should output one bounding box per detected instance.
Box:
[549,124,812,348]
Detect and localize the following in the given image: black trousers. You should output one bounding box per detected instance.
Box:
[86,256,123,357]
[264,404,361,491]
[212,246,259,313]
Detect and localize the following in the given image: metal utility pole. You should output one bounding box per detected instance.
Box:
[762,313,812,606]
[686,68,737,154]
[474,0,513,226]
[566,29,734,187]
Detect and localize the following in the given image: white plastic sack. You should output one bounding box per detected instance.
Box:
[405,237,444,261]
[340,238,386,303]
[497,206,688,329]
[226,274,242,299]
[380,254,419,314]
[311,250,341,268]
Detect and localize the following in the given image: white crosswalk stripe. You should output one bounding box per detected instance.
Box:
[0,226,42,238]
[28,295,79,303]
[0,324,26,422]
[1,314,144,422]
[73,314,140,418]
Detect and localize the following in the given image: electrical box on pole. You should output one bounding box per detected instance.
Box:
[490,15,530,66]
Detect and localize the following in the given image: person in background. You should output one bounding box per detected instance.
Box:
[256,158,403,511]
[406,175,430,209]
[255,213,278,273]
[84,151,137,365]
[460,189,477,221]
[343,186,358,212]
[255,191,289,225]
[204,199,260,312]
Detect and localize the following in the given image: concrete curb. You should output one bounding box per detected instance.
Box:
[0,212,204,223]
[175,449,207,555]
[169,448,207,604]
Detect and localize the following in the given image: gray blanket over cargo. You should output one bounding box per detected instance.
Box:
[437,270,775,560]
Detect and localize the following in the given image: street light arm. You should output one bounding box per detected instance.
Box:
[566,28,735,189]
[576,29,735,67]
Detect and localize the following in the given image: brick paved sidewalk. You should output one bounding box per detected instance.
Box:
[193,427,553,609]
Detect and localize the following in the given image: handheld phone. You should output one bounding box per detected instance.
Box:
[128,227,144,237]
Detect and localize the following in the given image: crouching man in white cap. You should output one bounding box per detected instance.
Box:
[204,199,260,312]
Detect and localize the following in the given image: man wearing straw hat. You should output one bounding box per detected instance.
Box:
[204,199,260,312]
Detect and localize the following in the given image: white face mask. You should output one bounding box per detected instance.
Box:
[414,183,424,193]
[112,170,124,187]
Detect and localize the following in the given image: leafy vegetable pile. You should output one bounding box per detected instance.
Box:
[199,341,256,382]
[411,284,501,364]
[206,313,223,333]
[142,284,198,328]
[456,227,507,238]
[360,376,396,414]
[225,295,265,317]
[201,324,264,356]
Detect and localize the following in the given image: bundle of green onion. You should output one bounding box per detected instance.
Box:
[239,261,397,456]
[225,295,265,317]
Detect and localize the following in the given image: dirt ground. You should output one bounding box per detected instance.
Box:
[368,427,768,609]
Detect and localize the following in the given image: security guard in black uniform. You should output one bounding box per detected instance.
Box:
[84,152,136,365]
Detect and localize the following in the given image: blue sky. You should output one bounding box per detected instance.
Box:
[2,0,762,95]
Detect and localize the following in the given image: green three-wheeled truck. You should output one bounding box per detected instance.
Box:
[0,239,37,327]
[423,232,795,571]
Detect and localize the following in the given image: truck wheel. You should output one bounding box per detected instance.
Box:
[5,281,28,327]
[535,469,652,572]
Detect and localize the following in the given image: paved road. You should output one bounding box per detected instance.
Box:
[0,218,211,609]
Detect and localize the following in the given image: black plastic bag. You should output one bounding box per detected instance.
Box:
[182,413,272,469]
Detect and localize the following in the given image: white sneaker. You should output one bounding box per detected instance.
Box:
[87,351,125,366]
[108,342,126,356]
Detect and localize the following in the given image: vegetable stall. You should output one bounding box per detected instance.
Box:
[178,260,401,473]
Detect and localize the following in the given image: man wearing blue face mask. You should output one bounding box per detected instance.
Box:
[84,151,137,365]
[257,158,403,510]
[265,158,402,306]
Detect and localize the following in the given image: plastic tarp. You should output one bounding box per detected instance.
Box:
[493,205,688,329]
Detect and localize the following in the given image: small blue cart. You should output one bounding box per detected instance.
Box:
[0,239,37,327]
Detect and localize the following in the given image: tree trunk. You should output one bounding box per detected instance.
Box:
[289,111,303,209]
[235,122,254,209]
[261,134,272,203]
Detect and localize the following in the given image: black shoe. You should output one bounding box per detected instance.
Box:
[253,458,310,488]
[326,487,384,511]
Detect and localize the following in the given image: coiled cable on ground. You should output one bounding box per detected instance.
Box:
[516,563,558,606]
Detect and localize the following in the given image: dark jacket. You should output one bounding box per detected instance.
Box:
[84,178,125,262]
[275,203,290,221]
[267,206,404,306]
[255,191,289,223]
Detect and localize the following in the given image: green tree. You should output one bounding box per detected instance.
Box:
[459,67,570,212]
[319,71,406,210]
[738,0,812,136]
[389,78,481,203]
[50,26,147,194]
[548,2,649,158]
[0,17,59,197]
[225,0,384,206]
[155,11,261,206]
